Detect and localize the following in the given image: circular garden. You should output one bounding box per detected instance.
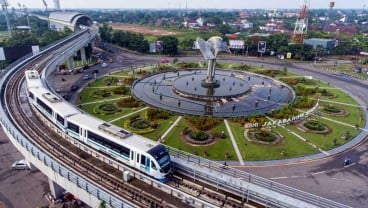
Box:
[77,62,366,161]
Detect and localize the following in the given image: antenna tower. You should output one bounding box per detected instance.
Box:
[293,0,310,45]
[1,0,12,38]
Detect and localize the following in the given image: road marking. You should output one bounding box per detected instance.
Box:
[270,176,288,180]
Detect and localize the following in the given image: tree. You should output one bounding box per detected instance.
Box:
[99,23,112,42]
[217,24,232,35]
[158,36,179,55]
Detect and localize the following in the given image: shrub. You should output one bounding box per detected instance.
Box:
[146,108,173,120]
[117,96,140,108]
[113,86,130,95]
[185,116,221,131]
[280,78,298,85]
[303,120,326,131]
[322,105,341,113]
[254,130,277,142]
[104,77,118,86]
[177,62,200,68]
[123,77,136,85]
[190,131,209,141]
[91,89,112,98]
[231,64,251,71]
[130,119,151,129]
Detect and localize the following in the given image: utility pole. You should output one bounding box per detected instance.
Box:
[23,4,31,33]
[1,0,12,38]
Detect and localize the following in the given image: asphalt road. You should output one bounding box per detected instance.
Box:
[0,126,49,208]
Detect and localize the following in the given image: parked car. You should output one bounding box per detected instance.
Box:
[70,84,79,91]
[11,160,30,170]
[83,74,90,80]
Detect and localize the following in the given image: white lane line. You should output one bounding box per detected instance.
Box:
[224,119,245,166]
[270,176,288,180]
[161,116,182,140]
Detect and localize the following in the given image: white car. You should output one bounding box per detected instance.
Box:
[83,74,90,80]
[11,160,30,170]
[101,63,108,68]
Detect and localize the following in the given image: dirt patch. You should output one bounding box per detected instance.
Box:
[109,23,181,36]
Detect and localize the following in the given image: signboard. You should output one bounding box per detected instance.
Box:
[287,52,292,59]
[244,101,319,129]
[32,45,40,55]
[155,41,163,52]
[0,47,5,61]
[258,41,266,53]
[229,40,245,49]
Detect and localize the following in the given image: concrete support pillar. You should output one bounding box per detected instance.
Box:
[67,57,74,71]
[80,47,86,64]
[48,178,65,199]
[56,65,60,72]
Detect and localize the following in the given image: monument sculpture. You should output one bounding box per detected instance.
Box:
[197,36,230,88]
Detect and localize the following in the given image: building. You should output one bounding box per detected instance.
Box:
[303,38,337,54]
[49,12,93,31]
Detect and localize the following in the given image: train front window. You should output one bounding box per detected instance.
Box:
[158,155,170,167]
[147,144,171,167]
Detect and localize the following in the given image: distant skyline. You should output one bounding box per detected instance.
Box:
[7,0,367,10]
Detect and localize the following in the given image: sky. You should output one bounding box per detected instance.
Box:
[7,0,368,10]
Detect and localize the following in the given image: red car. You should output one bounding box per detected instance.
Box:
[160,59,170,63]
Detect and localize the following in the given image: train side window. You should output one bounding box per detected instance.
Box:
[67,122,79,134]
[130,152,134,160]
[136,154,139,163]
[29,92,34,99]
[151,161,157,170]
[141,155,146,166]
[56,114,64,124]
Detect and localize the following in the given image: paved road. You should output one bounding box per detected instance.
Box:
[0,127,49,208]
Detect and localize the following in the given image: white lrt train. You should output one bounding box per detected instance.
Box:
[25,70,172,182]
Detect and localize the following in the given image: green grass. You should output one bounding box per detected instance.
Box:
[318,102,365,127]
[77,88,124,104]
[230,122,318,160]
[80,100,141,121]
[286,117,360,150]
[161,120,237,160]
[142,116,179,140]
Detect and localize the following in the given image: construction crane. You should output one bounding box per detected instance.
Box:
[293,0,310,45]
[0,0,12,38]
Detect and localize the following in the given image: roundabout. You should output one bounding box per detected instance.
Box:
[132,69,295,117]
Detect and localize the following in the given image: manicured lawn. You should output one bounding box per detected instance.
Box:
[142,116,179,140]
[77,87,124,104]
[318,102,365,127]
[161,120,237,160]
[80,100,142,121]
[286,117,360,150]
[229,122,318,161]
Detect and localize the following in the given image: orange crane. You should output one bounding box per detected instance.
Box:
[293,0,310,45]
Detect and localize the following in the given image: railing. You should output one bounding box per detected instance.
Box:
[0,116,136,208]
[168,147,351,208]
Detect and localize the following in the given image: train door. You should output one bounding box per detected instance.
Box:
[135,152,141,169]
[145,157,150,173]
[130,151,135,166]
